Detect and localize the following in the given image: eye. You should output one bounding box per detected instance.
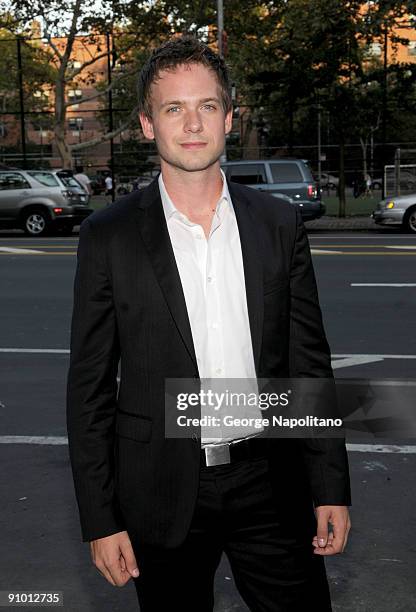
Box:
[202,104,216,111]
[167,106,180,113]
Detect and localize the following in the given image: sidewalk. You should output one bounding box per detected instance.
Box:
[305,215,378,231]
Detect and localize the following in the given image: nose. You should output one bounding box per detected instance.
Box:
[183,109,203,133]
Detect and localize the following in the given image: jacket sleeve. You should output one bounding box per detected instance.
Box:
[289,208,352,507]
[66,217,125,541]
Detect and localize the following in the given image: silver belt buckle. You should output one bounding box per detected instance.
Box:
[204,444,231,467]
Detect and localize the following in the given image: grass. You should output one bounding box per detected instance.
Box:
[90,192,383,217]
[89,195,109,211]
[321,193,381,216]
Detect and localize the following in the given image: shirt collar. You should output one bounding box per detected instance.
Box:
[158,168,232,222]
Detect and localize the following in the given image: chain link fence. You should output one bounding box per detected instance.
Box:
[0,34,412,200]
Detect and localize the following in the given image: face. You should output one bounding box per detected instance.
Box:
[139,63,232,174]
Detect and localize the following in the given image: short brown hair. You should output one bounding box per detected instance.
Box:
[137,35,232,118]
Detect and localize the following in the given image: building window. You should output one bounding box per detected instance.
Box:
[34,89,50,98]
[68,117,84,130]
[68,89,82,101]
[367,43,382,57]
[408,42,416,57]
[68,60,82,70]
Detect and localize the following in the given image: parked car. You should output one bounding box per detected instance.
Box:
[116,175,153,195]
[51,169,90,196]
[0,169,93,236]
[221,159,325,221]
[372,193,416,233]
[319,173,339,190]
[375,170,416,193]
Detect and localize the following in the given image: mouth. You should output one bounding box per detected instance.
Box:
[180,142,208,150]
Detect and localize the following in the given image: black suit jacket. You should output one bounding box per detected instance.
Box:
[66,177,351,546]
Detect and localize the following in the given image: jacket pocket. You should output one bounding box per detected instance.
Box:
[115,410,152,443]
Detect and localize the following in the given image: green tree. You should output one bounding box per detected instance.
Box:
[0,0,170,167]
[222,0,415,216]
[0,21,55,156]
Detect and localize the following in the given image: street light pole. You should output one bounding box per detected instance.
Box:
[76,118,82,144]
[16,37,27,169]
[217,0,224,57]
[106,31,115,203]
[381,23,388,200]
[217,0,227,163]
[317,104,322,184]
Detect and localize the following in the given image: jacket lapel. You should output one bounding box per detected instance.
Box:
[228,181,264,375]
[134,177,264,377]
[135,179,198,372]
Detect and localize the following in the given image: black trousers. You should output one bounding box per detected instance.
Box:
[132,457,332,612]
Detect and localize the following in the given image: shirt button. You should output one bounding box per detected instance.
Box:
[195,234,203,240]
[215,368,222,375]
[207,276,213,283]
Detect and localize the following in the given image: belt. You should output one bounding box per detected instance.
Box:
[200,437,267,467]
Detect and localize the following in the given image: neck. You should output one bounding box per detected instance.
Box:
[160,161,223,216]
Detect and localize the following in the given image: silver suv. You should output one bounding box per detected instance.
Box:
[221,159,325,221]
[0,169,93,236]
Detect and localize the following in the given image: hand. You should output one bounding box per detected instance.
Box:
[90,530,139,586]
[312,505,351,556]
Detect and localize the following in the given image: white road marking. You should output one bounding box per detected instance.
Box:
[362,460,388,471]
[311,249,343,254]
[332,356,384,369]
[1,437,415,453]
[365,380,416,387]
[351,283,416,287]
[1,350,416,370]
[386,246,416,250]
[0,247,45,254]
[346,444,416,454]
[0,348,69,353]
[333,354,416,359]
[0,436,67,445]
[332,353,416,369]
[309,235,413,239]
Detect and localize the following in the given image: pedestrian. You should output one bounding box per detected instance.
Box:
[73,165,92,195]
[67,35,351,612]
[351,173,358,199]
[104,174,114,200]
[364,173,372,197]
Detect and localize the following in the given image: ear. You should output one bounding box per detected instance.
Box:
[224,107,233,135]
[139,112,155,140]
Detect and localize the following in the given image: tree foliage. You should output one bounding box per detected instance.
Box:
[1,0,415,197]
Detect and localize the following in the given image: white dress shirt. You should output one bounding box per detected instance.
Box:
[159,170,262,445]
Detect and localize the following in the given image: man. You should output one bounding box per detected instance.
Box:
[104,173,114,200]
[73,165,92,196]
[67,36,351,611]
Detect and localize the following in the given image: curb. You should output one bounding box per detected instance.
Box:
[305,216,379,231]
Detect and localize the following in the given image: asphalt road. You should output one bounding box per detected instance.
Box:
[0,231,415,611]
